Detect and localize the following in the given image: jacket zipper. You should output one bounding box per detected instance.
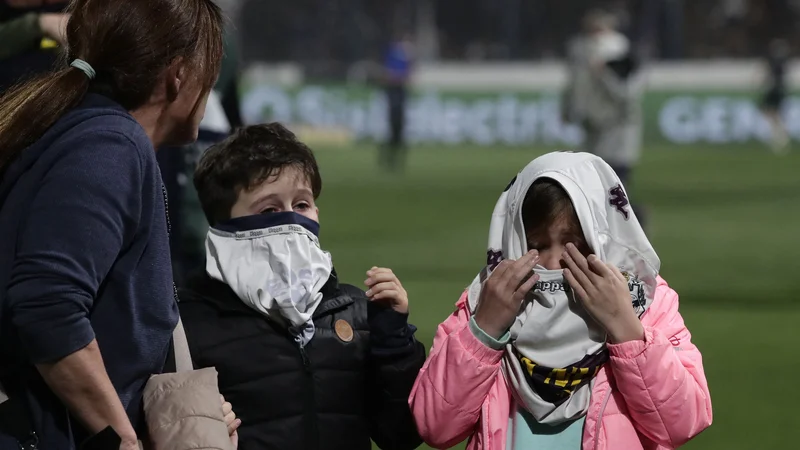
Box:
[592,387,612,450]
[297,341,318,450]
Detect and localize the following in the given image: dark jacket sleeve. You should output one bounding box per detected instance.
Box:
[366,301,426,450]
[6,130,143,364]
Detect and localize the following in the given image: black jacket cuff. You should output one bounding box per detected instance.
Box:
[368,305,417,357]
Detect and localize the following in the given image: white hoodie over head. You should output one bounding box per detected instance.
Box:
[467,151,659,424]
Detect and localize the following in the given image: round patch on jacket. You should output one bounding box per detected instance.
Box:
[334,319,354,342]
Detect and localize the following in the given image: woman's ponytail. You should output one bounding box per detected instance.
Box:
[0,65,91,174]
[0,0,223,176]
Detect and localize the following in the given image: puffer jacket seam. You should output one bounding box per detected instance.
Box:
[152,413,227,431]
[634,357,678,444]
[420,369,475,418]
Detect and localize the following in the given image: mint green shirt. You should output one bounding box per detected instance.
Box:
[469,317,584,450]
[508,409,584,450]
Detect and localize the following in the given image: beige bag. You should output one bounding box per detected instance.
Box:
[0,319,233,449]
[141,317,234,450]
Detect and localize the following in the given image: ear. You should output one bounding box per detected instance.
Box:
[165,58,188,102]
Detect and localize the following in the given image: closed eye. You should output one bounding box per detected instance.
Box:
[528,242,547,251]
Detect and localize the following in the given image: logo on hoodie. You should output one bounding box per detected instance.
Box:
[608,184,630,220]
[623,272,647,317]
[487,249,504,269]
[504,175,517,192]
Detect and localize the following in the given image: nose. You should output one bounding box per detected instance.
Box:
[537,247,564,270]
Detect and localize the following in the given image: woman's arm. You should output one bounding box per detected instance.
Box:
[6,129,145,447]
[37,341,138,446]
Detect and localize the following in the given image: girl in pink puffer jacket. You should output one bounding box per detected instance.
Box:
[409,152,712,449]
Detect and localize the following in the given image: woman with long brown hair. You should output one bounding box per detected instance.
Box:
[0,0,223,448]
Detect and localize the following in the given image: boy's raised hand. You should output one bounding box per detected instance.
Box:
[365,267,408,314]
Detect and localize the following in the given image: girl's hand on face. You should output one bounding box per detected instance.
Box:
[365,267,409,314]
[473,250,540,340]
[561,243,644,343]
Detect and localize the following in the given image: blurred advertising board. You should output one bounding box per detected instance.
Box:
[241,84,800,147]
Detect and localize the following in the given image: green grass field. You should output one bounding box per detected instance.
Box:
[309,142,800,450]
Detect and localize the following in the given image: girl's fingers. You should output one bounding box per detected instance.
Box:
[587,254,614,278]
[562,248,594,293]
[566,244,599,281]
[564,268,589,302]
[515,273,540,298]
[490,259,513,280]
[607,263,627,283]
[509,251,540,283]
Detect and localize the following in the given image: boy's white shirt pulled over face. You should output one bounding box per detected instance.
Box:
[205,166,331,347]
[467,151,660,425]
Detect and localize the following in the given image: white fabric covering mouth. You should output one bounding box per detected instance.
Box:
[206,212,333,347]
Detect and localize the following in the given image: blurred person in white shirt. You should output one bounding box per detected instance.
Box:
[562,8,646,224]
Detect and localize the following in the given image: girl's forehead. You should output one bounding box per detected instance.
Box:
[529,214,584,238]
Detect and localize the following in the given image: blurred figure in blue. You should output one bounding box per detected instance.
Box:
[381,32,414,172]
[760,38,791,154]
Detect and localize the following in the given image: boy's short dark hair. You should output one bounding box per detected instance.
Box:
[194,123,322,225]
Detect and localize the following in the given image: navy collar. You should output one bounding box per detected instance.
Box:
[213,212,321,237]
[78,93,128,113]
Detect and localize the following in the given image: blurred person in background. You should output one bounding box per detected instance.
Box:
[561,8,646,224]
[0,0,223,448]
[0,6,68,60]
[159,27,242,286]
[409,152,712,450]
[760,38,791,154]
[0,0,69,94]
[216,25,244,131]
[381,32,414,172]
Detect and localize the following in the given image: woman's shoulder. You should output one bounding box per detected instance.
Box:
[54,94,153,161]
